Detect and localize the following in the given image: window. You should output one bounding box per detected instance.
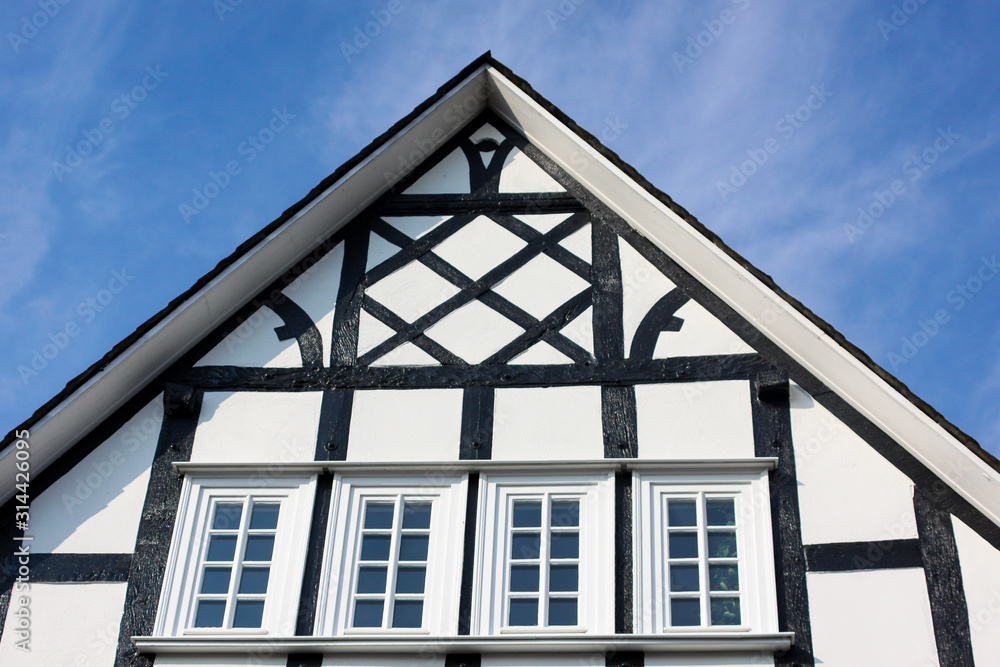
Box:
[317,475,467,635]
[154,475,317,636]
[633,471,778,634]
[472,473,614,634]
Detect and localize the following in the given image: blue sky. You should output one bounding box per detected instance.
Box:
[1,1,998,457]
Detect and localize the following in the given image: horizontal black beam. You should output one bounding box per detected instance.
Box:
[379,193,584,215]
[176,354,769,391]
[804,539,922,572]
[31,553,132,582]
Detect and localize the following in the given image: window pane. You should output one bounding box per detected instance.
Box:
[550,532,579,559]
[668,532,698,559]
[194,600,226,627]
[391,600,423,628]
[206,535,237,561]
[238,567,270,595]
[548,598,578,626]
[364,502,395,530]
[511,532,540,560]
[706,498,736,526]
[233,599,265,628]
[707,531,737,558]
[670,598,700,626]
[402,502,432,529]
[508,598,538,626]
[212,503,243,530]
[360,534,391,561]
[353,600,384,628]
[510,564,540,592]
[551,500,579,527]
[395,566,426,594]
[249,503,280,530]
[512,500,542,528]
[709,564,739,592]
[669,564,700,592]
[200,567,231,594]
[667,499,697,527]
[549,564,578,592]
[399,534,429,561]
[357,566,388,594]
[711,597,741,625]
[244,535,275,562]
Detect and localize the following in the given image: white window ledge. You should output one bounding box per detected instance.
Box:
[133,632,794,655]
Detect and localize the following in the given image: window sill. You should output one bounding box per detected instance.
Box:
[134,632,794,655]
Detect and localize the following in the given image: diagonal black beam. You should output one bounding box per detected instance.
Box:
[358,297,464,366]
[487,290,594,365]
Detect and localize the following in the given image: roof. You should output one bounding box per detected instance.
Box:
[4,53,999,521]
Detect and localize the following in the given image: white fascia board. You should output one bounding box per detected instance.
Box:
[0,66,495,503]
[483,67,1000,527]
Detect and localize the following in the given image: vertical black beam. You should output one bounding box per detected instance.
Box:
[603,385,637,458]
[294,473,334,636]
[914,488,975,666]
[445,654,481,667]
[607,650,644,667]
[460,386,494,460]
[615,471,634,634]
[591,220,624,361]
[457,473,480,635]
[750,371,814,666]
[330,229,370,367]
[286,654,323,667]
[115,385,203,667]
[316,389,353,461]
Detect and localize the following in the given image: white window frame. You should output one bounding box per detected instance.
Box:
[633,470,778,635]
[316,474,468,636]
[472,472,615,635]
[154,474,317,637]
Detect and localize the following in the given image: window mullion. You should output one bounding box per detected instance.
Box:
[698,492,710,628]
[383,495,403,629]
[225,496,251,629]
[540,493,551,627]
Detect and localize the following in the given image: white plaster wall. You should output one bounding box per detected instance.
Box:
[635,381,754,459]
[652,300,754,358]
[952,515,1000,664]
[0,582,126,666]
[194,305,301,368]
[492,386,604,460]
[498,147,565,193]
[347,388,463,461]
[619,238,676,355]
[403,148,470,194]
[789,382,917,544]
[281,241,344,367]
[808,569,939,666]
[29,396,162,553]
[645,655,774,667]
[190,391,322,463]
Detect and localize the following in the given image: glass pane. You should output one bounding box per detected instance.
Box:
[357,566,388,594]
[244,535,275,561]
[360,534,391,561]
[508,598,538,626]
[402,502,432,529]
[512,500,542,528]
[399,534,429,561]
[549,564,578,592]
[710,564,739,592]
[212,503,243,530]
[238,567,270,595]
[550,532,579,559]
[249,503,280,530]
[668,532,698,559]
[511,532,540,560]
[200,567,231,594]
[711,597,742,626]
[670,598,700,626]
[708,531,737,558]
[364,502,395,530]
[669,564,700,592]
[395,566,426,594]
[667,499,697,527]
[194,599,226,627]
[548,598,578,626]
[353,599,384,628]
[706,498,736,526]
[510,564,540,592]
[233,599,265,628]
[206,535,237,561]
[551,500,579,527]
[391,600,423,628]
